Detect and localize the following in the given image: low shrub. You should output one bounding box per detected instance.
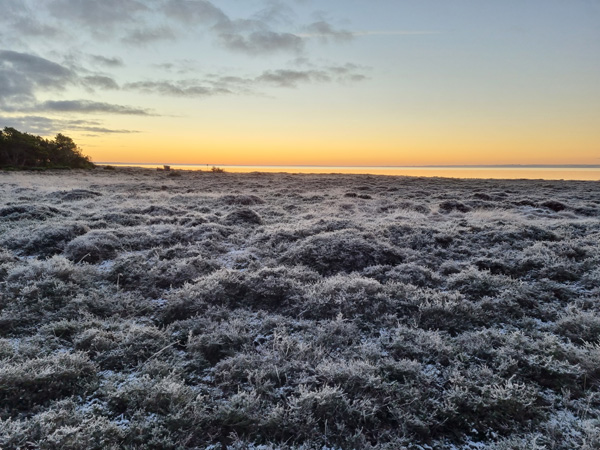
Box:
[447,267,515,300]
[555,309,600,345]
[59,189,102,202]
[187,318,255,365]
[223,207,263,226]
[63,230,121,263]
[439,200,471,213]
[73,322,172,371]
[541,200,567,212]
[281,230,403,275]
[362,263,442,287]
[221,194,265,205]
[298,274,390,321]
[0,256,99,333]
[6,223,90,257]
[106,252,219,298]
[0,204,64,221]
[159,266,320,323]
[0,352,97,414]
[101,373,193,416]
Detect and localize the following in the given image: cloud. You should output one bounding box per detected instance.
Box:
[89,55,125,68]
[302,21,353,43]
[326,63,368,82]
[36,100,152,115]
[0,50,152,120]
[352,30,441,36]
[0,50,74,104]
[122,62,368,97]
[35,0,356,56]
[164,0,304,55]
[1,115,66,134]
[46,0,149,28]
[256,69,329,87]
[72,125,140,134]
[0,0,27,18]
[252,1,296,26]
[9,17,63,39]
[124,80,231,97]
[121,26,177,46]
[5,0,369,58]
[218,30,304,54]
[256,64,367,87]
[0,115,139,135]
[75,126,140,134]
[153,59,198,74]
[0,0,63,41]
[82,75,120,90]
[162,0,228,26]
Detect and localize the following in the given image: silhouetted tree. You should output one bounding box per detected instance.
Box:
[0,127,94,169]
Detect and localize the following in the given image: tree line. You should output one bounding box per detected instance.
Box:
[0,127,94,169]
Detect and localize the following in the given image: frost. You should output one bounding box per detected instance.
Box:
[0,169,599,449]
[97,259,115,271]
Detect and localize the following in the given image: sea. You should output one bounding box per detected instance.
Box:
[96,163,600,181]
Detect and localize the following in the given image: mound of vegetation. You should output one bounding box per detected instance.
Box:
[0,169,599,449]
[0,127,94,169]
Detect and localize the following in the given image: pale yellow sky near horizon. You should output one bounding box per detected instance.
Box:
[84,102,599,166]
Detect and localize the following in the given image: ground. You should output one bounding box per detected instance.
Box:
[1,167,599,449]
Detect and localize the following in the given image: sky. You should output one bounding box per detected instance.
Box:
[0,0,598,166]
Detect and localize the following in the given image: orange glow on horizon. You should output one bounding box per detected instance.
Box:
[82,130,600,167]
[69,102,600,167]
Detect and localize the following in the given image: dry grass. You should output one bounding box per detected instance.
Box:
[1,167,599,449]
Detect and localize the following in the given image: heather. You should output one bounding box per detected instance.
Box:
[1,168,599,449]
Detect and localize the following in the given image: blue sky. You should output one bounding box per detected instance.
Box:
[1,0,598,165]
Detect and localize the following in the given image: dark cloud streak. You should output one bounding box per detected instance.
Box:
[37,100,152,115]
[219,30,303,54]
[124,80,231,97]
[75,126,140,134]
[123,63,368,97]
[0,115,140,135]
[83,75,120,90]
[256,64,367,87]
[256,69,328,87]
[89,55,124,68]
[121,27,177,46]
[162,0,228,26]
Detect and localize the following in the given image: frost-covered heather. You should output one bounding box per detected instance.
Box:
[1,167,600,449]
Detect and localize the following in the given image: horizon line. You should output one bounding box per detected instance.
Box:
[95,162,600,169]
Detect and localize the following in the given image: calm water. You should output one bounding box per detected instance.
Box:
[97,163,600,181]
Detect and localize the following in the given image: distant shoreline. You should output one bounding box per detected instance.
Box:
[97,163,600,169]
[93,163,600,181]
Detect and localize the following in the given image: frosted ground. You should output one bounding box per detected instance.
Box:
[0,167,599,449]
